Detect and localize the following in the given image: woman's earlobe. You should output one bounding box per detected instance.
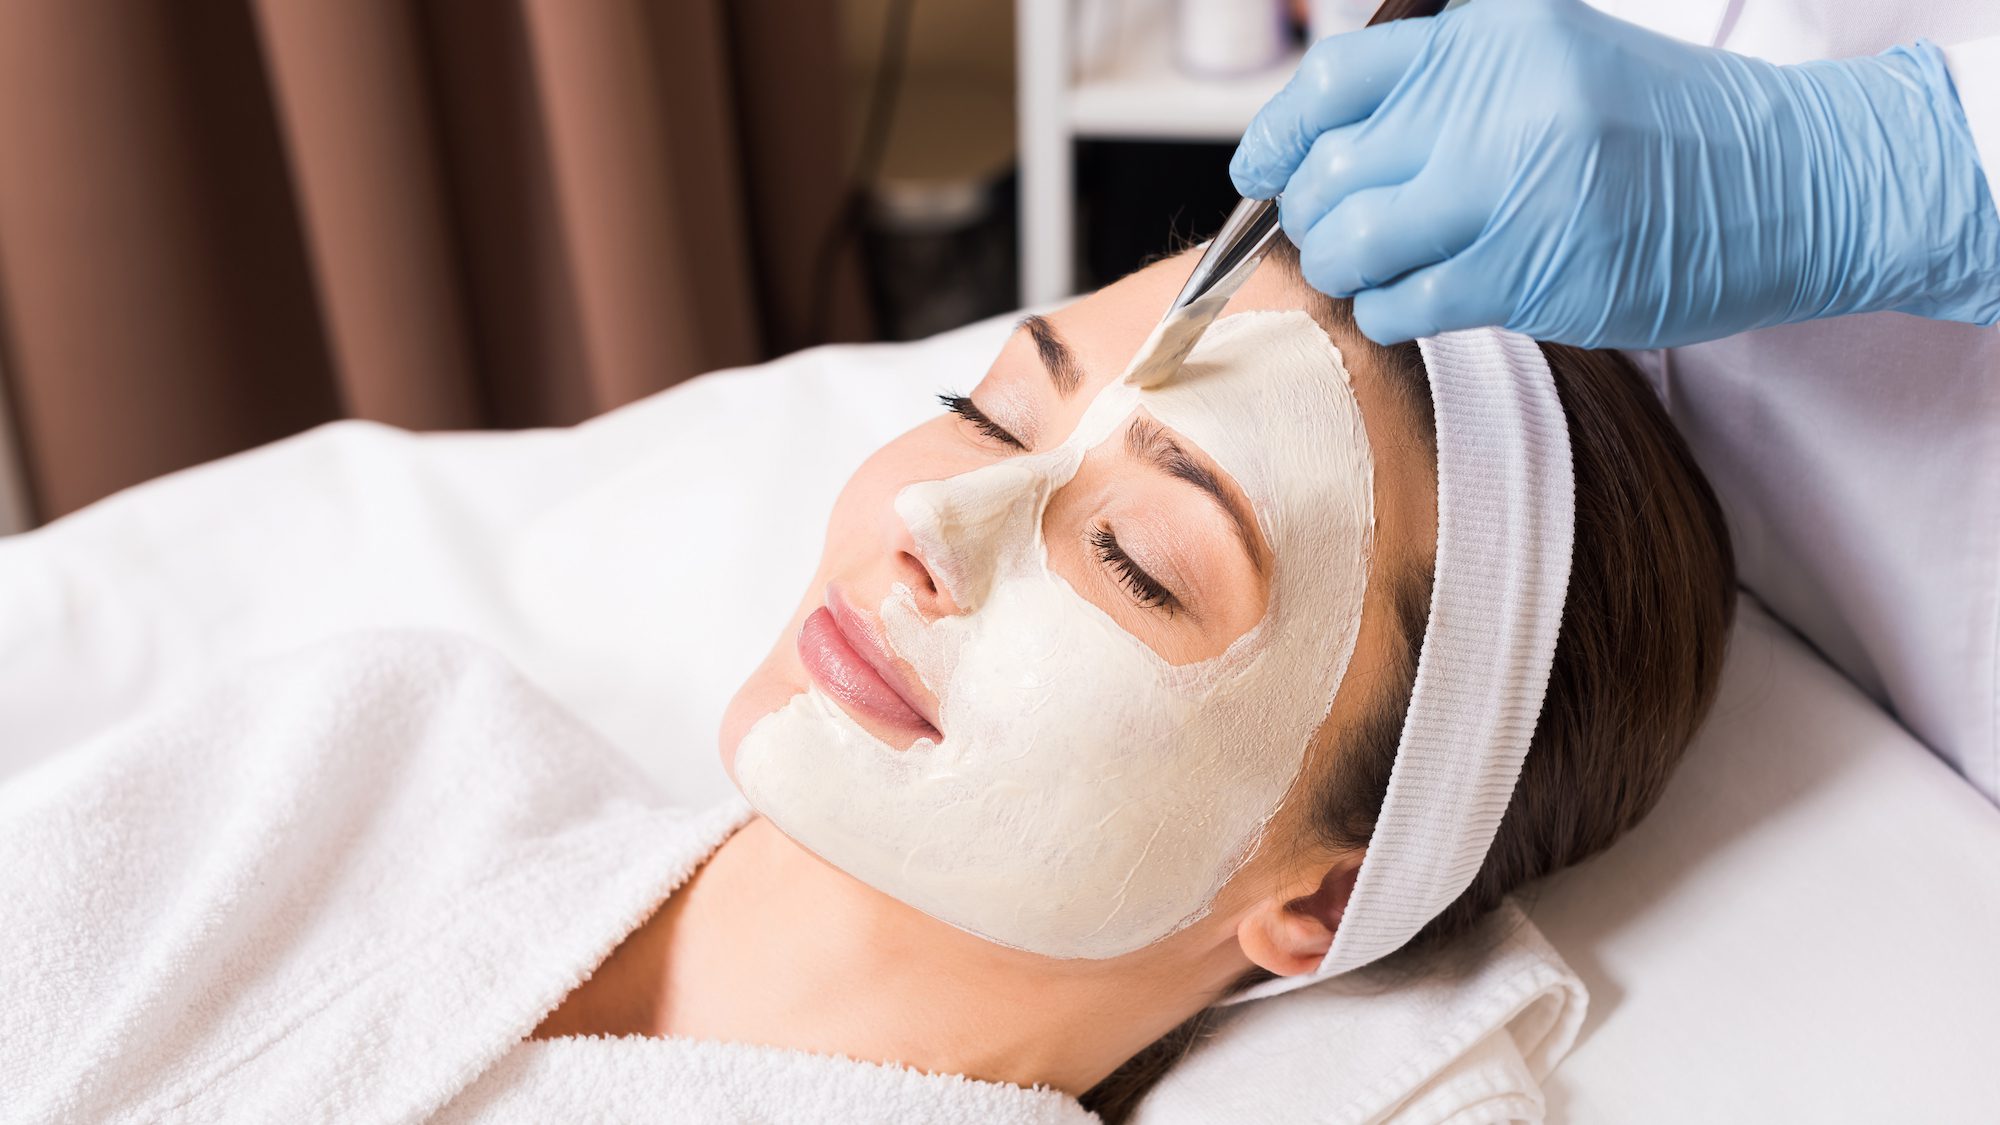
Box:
[1236,857,1363,978]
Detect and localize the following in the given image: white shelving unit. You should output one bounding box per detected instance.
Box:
[1014,0,1305,305]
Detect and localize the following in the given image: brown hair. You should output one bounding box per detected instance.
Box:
[1081,265,1737,1122]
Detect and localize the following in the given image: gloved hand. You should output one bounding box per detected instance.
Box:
[1231,0,2000,348]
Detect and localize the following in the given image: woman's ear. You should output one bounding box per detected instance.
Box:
[1235,853,1364,978]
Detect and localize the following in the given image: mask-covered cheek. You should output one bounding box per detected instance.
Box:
[764,436,1330,958]
[875,548,1278,959]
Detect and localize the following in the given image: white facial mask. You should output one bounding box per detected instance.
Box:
[734,311,1374,958]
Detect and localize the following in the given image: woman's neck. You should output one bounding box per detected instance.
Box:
[533,814,1235,1096]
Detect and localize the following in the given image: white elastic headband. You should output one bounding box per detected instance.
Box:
[1226,326,1575,1005]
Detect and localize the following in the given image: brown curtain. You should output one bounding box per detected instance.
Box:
[0,0,869,523]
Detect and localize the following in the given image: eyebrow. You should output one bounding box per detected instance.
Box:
[1020,314,1083,397]
[1124,417,1266,576]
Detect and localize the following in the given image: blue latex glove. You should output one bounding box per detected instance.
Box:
[1231,0,2000,348]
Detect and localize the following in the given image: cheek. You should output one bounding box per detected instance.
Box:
[822,420,972,560]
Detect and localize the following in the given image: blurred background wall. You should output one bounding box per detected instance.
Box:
[0,0,1324,530]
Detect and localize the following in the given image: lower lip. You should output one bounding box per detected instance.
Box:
[798,606,938,739]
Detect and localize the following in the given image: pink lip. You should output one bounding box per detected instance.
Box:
[798,591,942,741]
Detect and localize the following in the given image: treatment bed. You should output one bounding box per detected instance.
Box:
[3,316,1996,1122]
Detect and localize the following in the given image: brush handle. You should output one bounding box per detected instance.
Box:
[1161,0,1454,331]
[1366,0,1452,26]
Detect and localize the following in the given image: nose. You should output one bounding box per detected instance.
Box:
[892,460,1048,615]
[885,521,956,619]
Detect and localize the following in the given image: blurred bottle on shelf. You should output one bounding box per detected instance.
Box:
[1176,0,1289,77]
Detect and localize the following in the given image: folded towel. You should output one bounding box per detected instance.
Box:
[1,629,1585,1124]
[1132,898,1586,1124]
[1390,1029,1546,1125]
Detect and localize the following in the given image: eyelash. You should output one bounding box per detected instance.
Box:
[938,393,1174,617]
[938,392,1025,450]
[1090,523,1177,615]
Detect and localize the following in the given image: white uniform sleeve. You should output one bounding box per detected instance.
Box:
[1942,37,2000,213]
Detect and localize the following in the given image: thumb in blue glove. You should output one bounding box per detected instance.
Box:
[1231,0,2000,348]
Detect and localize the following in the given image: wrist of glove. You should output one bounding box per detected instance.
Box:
[1791,43,2000,327]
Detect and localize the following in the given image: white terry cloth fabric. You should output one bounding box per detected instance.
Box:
[1136,901,1585,1125]
[0,630,758,1124]
[435,1036,1092,1125]
[0,626,1585,1124]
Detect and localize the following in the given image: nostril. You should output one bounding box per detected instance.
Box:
[900,550,939,596]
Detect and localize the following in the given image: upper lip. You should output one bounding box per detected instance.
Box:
[825,586,943,735]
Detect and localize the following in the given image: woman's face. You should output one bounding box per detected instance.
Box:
[720,252,1434,960]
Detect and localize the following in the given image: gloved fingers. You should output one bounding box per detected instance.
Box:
[1351,256,1508,344]
[1229,18,1435,198]
[1294,170,1488,298]
[1276,123,1427,247]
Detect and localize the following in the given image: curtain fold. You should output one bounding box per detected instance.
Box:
[0,0,865,524]
[520,0,762,408]
[252,0,485,430]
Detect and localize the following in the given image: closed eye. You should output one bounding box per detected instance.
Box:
[1090,523,1177,614]
[939,392,1025,450]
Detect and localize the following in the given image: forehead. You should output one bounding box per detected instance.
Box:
[997,252,1320,427]
[1137,311,1370,557]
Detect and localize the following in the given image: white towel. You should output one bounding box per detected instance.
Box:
[1133,901,1586,1124]
[1,631,749,1123]
[434,1035,1095,1124]
[0,629,1584,1124]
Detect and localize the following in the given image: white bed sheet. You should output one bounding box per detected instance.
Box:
[4,316,1997,1121]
